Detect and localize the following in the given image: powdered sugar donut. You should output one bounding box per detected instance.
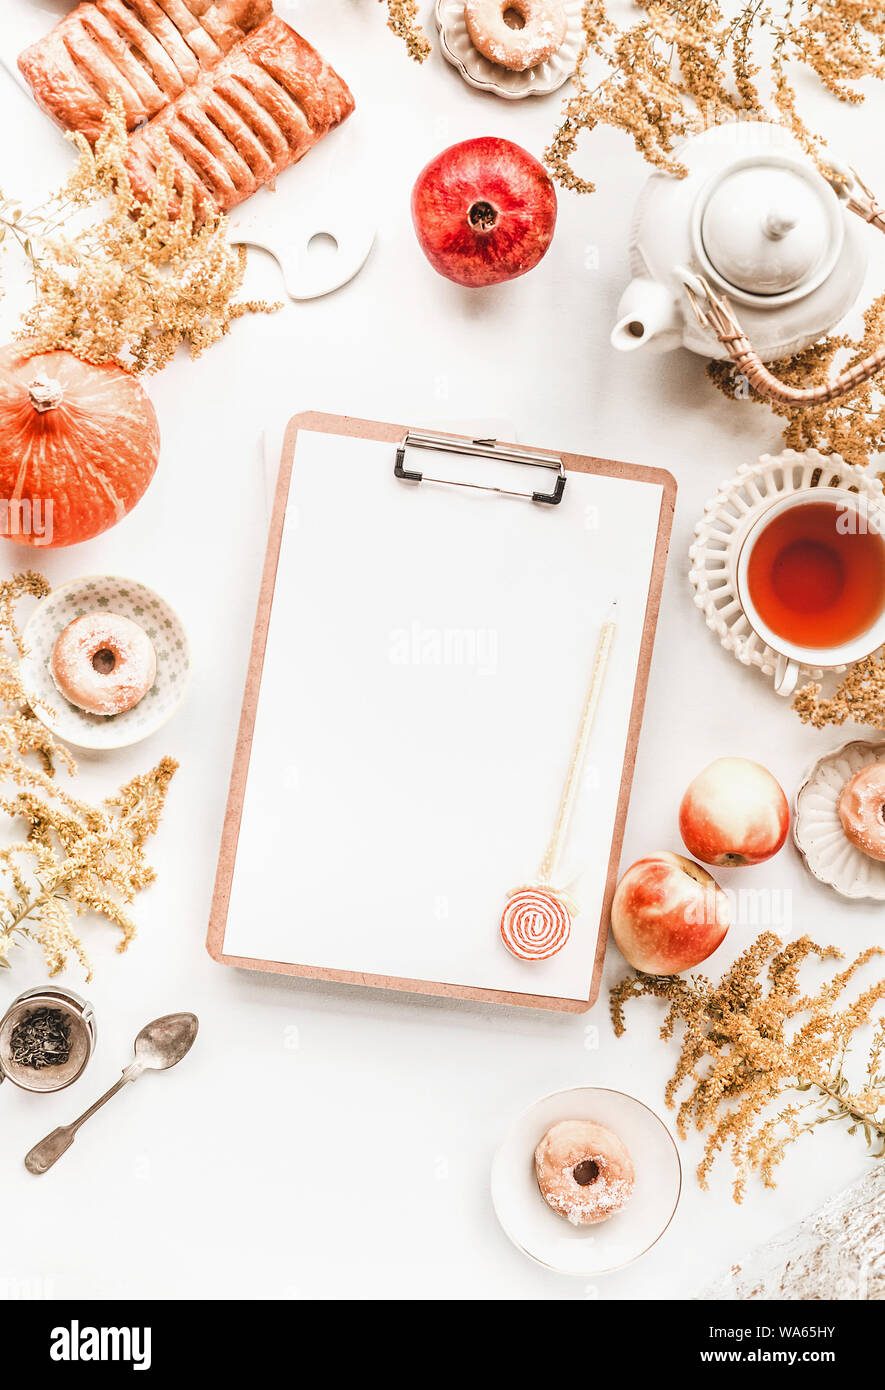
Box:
[838,763,885,862]
[535,1120,635,1226]
[464,0,568,72]
[50,612,157,716]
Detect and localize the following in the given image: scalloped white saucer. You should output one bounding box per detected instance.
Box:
[20,574,190,751]
[689,449,885,691]
[795,739,885,901]
[436,0,583,99]
[491,1086,681,1276]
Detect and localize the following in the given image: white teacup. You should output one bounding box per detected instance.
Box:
[735,487,885,697]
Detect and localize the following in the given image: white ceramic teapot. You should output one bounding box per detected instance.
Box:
[611,122,885,404]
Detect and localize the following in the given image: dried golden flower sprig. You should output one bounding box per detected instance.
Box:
[793,647,885,729]
[546,2,885,195]
[611,933,885,1201]
[708,292,885,471]
[0,97,277,374]
[382,0,431,61]
[0,573,176,980]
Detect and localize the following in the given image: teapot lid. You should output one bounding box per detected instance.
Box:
[700,163,837,296]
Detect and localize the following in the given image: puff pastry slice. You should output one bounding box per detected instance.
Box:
[18,0,273,141]
[125,15,355,216]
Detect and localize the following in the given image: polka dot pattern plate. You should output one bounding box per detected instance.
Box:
[20,575,190,751]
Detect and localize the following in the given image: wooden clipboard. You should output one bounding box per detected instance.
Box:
[208,412,676,1012]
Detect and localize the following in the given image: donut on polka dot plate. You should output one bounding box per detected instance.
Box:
[51,612,157,717]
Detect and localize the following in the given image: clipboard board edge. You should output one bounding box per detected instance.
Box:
[205,948,597,1014]
[206,412,677,1015]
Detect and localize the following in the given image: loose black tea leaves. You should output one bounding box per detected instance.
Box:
[10,1007,73,1071]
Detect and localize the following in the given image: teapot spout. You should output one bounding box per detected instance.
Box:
[610,278,681,353]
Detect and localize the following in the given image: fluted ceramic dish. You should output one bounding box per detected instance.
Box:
[491,1086,681,1276]
[794,739,885,901]
[20,575,190,751]
[689,449,885,691]
[436,0,583,99]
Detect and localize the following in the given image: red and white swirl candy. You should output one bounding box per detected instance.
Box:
[500,887,572,961]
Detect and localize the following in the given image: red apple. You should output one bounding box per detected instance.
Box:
[611,852,730,975]
[679,757,789,867]
[410,136,557,287]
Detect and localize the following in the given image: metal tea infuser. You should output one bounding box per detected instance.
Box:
[0,986,97,1094]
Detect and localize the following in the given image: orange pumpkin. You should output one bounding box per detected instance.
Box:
[0,347,160,548]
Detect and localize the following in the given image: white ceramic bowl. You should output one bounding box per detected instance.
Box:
[20,574,190,751]
[491,1086,681,1276]
[436,0,583,100]
[794,738,885,901]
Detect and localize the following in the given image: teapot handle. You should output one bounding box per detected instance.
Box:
[685,168,885,406]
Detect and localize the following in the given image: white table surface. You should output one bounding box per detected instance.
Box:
[0,0,883,1302]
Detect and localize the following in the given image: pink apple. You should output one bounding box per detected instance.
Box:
[410,136,557,287]
[611,852,730,975]
[679,757,789,867]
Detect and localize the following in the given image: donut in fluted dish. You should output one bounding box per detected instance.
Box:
[51,613,156,716]
[838,763,885,862]
[464,0,568,72]
[534,1120,635,1226]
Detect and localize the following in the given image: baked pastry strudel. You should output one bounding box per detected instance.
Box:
[18,5,355,219]
[124,15,355,216]
[19,1,273,143]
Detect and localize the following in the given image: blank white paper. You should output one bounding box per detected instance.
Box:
[223,430,665,1001]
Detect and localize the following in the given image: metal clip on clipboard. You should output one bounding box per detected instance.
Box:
[394,430,566,505]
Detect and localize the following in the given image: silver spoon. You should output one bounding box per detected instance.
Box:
[24,1012,199,1176]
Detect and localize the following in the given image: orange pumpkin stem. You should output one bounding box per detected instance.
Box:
[28,375,63,413]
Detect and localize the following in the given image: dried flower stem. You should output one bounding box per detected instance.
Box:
[0,573,177,980]
[611,933,885,1200]
[381,0,431,61]
[546,2,885,195]
[708,291,885,471]
[0,98,278,373]
[792,647,885,730]
[814,1079,885,1136]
